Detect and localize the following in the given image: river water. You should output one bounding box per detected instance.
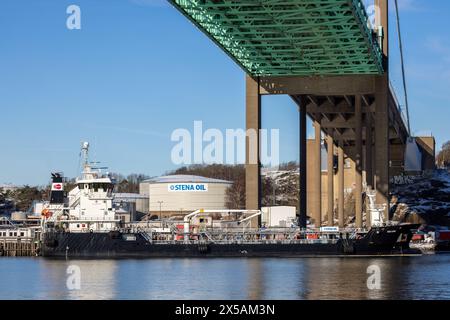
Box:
[0,254,449,300]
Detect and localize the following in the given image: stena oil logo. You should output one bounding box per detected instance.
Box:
[168,183,208,192]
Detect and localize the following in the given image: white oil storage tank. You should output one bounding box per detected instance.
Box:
[139,175,232,218]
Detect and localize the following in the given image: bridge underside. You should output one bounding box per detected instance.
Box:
[170,0,383,76]
[249,74,409,228]
[169,0,410,228]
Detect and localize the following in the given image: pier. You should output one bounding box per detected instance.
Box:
[0,238,40,257]
[0,218,41,257]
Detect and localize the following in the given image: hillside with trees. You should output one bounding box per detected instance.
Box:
[112,173,151,193]
[437,140,450,168]
[0,186,46,213]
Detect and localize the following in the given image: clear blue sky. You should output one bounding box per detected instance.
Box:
[1,0,449,185]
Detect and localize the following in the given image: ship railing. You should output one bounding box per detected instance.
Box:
[146,239,340,245]
[0,236,35,243]
[59,217,119,222]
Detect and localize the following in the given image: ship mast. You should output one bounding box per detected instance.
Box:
[81,141,89,166]
[80,141,93,180]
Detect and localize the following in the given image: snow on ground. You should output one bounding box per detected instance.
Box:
[392,170,450,226]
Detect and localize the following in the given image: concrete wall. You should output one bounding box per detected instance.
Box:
[416,136,436,171]
[389,137,436,176]
[390,144,406,176]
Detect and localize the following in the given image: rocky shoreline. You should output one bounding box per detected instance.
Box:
[392,169,450,227]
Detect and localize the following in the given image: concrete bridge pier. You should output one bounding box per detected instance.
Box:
[337,141,345,228]
[326,135,334,226]
[299,97,308,229]
[243,75,395,229]
[245,76,261,228]
[365,110,374,226]
[355,95,363,228]
[374,0,390,221]
[307,120,322,227]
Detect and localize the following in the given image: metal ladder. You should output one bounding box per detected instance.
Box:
[139,231,153,243]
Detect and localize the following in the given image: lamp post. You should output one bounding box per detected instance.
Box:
[157,200,163,221]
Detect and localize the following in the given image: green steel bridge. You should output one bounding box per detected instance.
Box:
[168,0,416,228]
[170,0,383,77]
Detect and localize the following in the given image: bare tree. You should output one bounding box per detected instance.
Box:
[437,141,450,168]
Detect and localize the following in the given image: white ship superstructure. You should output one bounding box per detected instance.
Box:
[42,142,119,233]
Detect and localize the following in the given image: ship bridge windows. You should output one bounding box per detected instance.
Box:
[87,183,113,192]
[78,183,110,191]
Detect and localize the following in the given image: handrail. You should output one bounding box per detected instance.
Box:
[389,81,410,135]
[140,239,341,245]
[351,0,384,73]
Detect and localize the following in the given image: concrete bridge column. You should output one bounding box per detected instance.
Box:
[313,120,322,227]
[365,113,373,227]
[355,95,363,228]
[299,97,307,229]
[375,0,390,221]
[326,135,334,226]
[245,75,261,228]
[338,141,345,228]
[365,113,374,189]
[375,76,390,221]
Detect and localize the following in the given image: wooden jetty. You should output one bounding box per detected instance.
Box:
[0,238,40,257]
[0,217,41,257]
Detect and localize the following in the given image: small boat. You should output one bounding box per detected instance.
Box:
[411,228,450,253]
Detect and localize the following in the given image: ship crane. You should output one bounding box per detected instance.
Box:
[237,211,262,233]
[183,209,261,243]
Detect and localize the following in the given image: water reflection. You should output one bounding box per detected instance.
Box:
[0,255,449,300]
[36,259,118,300]
[301,258,399,300]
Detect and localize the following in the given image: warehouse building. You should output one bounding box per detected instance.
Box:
[139,175,232,218]
[113,193,149,222]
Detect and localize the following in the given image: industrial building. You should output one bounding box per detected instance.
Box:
[113,193,148,222]
[261,206,297,228]
[139,175,232,218]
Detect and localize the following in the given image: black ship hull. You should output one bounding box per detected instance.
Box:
[41,224,420,258]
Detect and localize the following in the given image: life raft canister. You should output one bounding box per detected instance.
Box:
[41,209,53,218]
